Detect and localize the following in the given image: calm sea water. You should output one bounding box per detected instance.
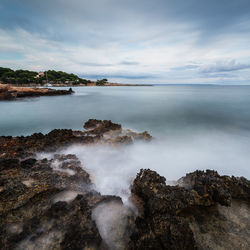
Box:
[1,85,250,180]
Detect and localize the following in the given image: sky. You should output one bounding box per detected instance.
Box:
[0,0,250,84]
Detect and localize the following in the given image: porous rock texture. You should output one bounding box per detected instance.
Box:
[0,153,123,249]
[129,169,250,250]
[0,120,150,249]
[0,120,250,249]
[0,119,152,159]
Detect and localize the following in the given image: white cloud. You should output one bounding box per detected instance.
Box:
[0,22,250,84]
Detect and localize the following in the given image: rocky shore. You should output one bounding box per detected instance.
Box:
[0,84,73,100]
[0,120,249,249]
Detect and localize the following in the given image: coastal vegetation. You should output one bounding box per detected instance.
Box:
[0,67,149,86]
[96,78,108,86]
[0,67,91,85]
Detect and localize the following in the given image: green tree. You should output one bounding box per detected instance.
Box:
[96,78,108,86]
[0,67,92,86]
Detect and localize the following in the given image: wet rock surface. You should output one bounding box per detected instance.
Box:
[0,153,123,249]
[0,120,150,249]
[1,120,250,249]
[129,169,250,249]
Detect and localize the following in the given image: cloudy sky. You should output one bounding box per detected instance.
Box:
[1,0,250,84]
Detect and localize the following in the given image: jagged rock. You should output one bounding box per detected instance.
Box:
[0,129,96,158]
[0,153,122,249]
[129,169,197,249]
[0,120,152,159]
[2,120,249,249]
[178,169,250,203]
[83,119,122,136]
[129,169,250,250]
[83,119,152,145]
[0,117,152,250]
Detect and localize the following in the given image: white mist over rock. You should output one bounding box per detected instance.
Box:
[92,200,134,249]
[62,130,250,201]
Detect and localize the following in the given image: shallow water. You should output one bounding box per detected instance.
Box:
[1,85,250,181]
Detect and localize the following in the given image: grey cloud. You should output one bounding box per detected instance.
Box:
[201,72,237,79]
[120,61,139,66]
[82,73,156,80]
[78,62,113,67]
[200,61,250,73]
[75,61,139,67]
[171,65,199,71]
[1,0,250,84]
[1,0,250,45]
[78,61,139,67]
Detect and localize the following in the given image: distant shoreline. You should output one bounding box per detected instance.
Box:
[7,83,153,87]
[0,67,153,87]
[52,83,153,87]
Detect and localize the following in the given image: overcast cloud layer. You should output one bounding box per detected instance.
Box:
[0,0,250,84]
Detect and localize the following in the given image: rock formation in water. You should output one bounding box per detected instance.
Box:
[0,119,152,159]
[0,84,73,100]
[0,119,249,249]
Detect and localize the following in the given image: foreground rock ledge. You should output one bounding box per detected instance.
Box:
[0,84,73,100]
[0,120,250,249]
[129,169,250,249]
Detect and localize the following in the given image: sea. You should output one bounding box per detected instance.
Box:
[1,85,250,194]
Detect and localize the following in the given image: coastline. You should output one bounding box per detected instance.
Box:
[0,82,152,88]
[28,83,152,87]
[0,119,249,249]
[0,82,151,100]
[0,84,73,100]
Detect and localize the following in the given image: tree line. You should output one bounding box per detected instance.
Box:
[0,67,92,85]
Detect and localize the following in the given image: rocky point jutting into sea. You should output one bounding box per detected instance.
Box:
[0,119,250,249]
[0,84,73,100]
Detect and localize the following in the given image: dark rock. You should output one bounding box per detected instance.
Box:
[128,169,250,250]
[129,169,198,249]
[20,158,37,169]
[83,119,122,134]
[0,153,108,249]
[0,119,152,159]
[0,158,19,171]
[2,120,249,249]
[178,170,250,205]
